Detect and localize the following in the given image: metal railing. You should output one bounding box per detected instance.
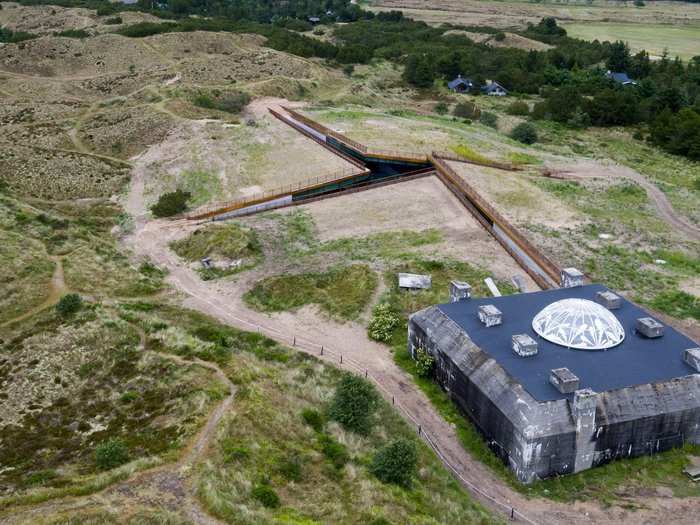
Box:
[431,153,561,287]
[281,107,429,164]
[433,150,520,172]
[186,165,368,220]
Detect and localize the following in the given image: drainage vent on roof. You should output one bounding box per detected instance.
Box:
[560,267,584,288]
[478,304,502,327]
[595,290,621,310]
[512,334,538,357]
[636,317,664,338]
[550,367,580,394]
[683,348,700,372]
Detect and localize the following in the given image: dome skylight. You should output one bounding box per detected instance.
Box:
[532,298,625,350]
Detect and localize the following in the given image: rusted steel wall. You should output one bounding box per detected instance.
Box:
[430,154,561,289]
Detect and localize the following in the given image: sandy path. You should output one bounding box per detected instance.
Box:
[548,160,700,242]
[120,163,700,524]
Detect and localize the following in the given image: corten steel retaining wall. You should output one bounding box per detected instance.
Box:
[430,154,561,289]
[409,306,700,482]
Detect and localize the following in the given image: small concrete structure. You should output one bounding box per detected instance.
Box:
[511,275,527,293]
[561,267,585,288]
[484,277,502,297]
[595,290,621,310]
[398,273,431,291]
[512,334,538,357]
[684,465,700,482]
[684,348,700,372]
[449,281,471,302]
[550,367,580,394]
[200,256,213,269]
[636,317,664,338]
[478,304,502,327]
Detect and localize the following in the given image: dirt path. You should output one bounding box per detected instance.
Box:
[1,256,66,328]
[548,160,700,242]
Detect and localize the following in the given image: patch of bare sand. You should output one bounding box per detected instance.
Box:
[291,176,538,290]
[129,103,355,212]
[680,277,700,298]
[447,161,582,230]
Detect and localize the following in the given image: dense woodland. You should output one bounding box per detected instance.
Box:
[5,0,700,159]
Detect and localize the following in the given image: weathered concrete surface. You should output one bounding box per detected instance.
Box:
[409,306,700,483]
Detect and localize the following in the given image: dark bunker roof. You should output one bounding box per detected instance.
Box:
[437,284,699,402]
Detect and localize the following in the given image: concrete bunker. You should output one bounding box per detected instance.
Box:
[408,283,700,483]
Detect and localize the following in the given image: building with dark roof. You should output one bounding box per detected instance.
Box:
[408,283,700,482]
[606,71,637,86]
[447,75,475,93]
[482,81,508,96]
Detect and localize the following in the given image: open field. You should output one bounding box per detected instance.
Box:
[368,0,700,29]
[563,22,700,60]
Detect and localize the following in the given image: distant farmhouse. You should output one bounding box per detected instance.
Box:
[447,75,475,93]
[606,71,637,86]
[482,81,508,96]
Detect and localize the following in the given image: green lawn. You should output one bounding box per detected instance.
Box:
[563,22,700,60]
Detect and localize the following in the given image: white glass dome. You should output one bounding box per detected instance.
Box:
[532,298,625,350]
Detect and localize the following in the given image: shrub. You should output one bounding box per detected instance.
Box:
[328,375,379,435]
[510,122,538,144]
[278,454,303,481]
[414,347,434,377]
[104,16,123,25]
[494,31,506,41]
[56,293,82,317]
[453,101,480,120]
[479,111,498,129]
[301,408,325,432]
[367,303,401,343]
[150,189,191,217]
[55,29,90,39]
[506,100,529,116]
[343,64,354,76]
[318,434,349,469]
[433,102,448,115]
[251,483,280,508]
[221,439,250,463]
[370,438,418,488]
[192,90,251,114]
[94,438,129,470]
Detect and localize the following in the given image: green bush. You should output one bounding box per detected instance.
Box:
[479,111,498,129]
[494,31,506,41]
[318,434,349,469]
[367,303,401,343]
[506,100,529,116]
[433,102,448,115]
[278,454,303,481]
[510,122,538,144]
[104,16,123,25]
[453,101,480,120]
[151,189,191,218]
[370,438,418,488]
[56,293,82,317]
[251,483,280,508]
[192,90,251,114]
[55,29,90,39]
[94,438,129,470]
[301,408,325,432]
[415,347,434,378]
[328,375,380,435]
